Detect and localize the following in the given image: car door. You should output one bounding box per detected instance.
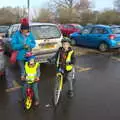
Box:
[77,26,93,46]
[67,25,76,35]
[87,27,108,47]
[62,25,69,36]
[62,25,75,36]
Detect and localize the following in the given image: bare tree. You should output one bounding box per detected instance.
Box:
[0,7,27,25]
[34,8,53,22]
[97,10,120,24]
[75,0,91,10]
[12,7,27,22]
[0,7,16,25]
[49,0,93,23]
[52,0,78,9]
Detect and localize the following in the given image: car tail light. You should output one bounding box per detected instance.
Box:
[109,34,116,40]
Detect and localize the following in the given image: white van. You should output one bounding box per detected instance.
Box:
[4,23,63,63]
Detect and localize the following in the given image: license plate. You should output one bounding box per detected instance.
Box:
[40,44,55,49]
[44,44,55,48]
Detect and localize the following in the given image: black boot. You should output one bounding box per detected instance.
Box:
[67,90,74,98]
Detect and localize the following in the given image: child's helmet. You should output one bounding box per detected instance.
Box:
[27,56,36,63]
[61,37,71,44]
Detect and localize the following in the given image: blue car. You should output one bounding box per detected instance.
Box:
[70,25,120,52]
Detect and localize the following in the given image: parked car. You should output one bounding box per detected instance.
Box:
[0,36,6,78]
[70,25,120,52]
[3,23,63,63]
[59,24,83,37]
[0,26,9,37]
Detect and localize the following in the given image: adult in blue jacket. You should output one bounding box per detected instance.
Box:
[11,23,36,80]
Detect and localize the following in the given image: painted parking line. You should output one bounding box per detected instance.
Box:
[13,80,20,87]
[75,66,92,72]
[6,86,21,92]
[6,66,92,93]
[112,57,120,62]
[74,47,99,56]
[77,67,92,72]
[6,80,21,93]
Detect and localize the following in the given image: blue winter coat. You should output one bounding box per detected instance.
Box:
[11,31,36,60]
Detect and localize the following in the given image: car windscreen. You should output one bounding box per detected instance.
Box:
[31,25,61,39]
[111,27,120,34]
[0,26,9,33]
[74,25,83,30]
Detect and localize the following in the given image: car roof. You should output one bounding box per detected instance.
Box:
[12,22,57,26]
[0,25,9,27]
[69,24,80,26]
[111,25,120,28]
[62,24,80,26]
[85,24,110,28]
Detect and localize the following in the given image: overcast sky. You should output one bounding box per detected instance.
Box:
[0,0,114,10]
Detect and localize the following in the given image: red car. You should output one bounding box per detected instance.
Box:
[58,24,83,37]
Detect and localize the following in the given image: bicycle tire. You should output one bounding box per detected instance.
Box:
[25,96,32,110]
[53,73,63,106]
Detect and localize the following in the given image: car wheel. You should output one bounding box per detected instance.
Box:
[98,42,109,52]
[71,39,76,46]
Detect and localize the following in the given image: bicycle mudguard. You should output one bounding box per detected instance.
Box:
[25,86,33,110]
[25,96,32,110]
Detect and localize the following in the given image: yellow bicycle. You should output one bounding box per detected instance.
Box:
[53,67,75,106]
[53,68,64,106]
[24,80,34,110]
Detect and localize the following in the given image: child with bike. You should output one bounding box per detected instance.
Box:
[21,55,40,106]
[48,37,75,98]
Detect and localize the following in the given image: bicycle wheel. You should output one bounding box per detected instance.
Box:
[25,96,32,110]
[53,73,63,106]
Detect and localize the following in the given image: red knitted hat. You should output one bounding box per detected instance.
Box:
[20,18,29,30]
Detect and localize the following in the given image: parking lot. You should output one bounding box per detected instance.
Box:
[0,47,120,120]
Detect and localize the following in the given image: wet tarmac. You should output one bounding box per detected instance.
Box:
[1,53,120,120]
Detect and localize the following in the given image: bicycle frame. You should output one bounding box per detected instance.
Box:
[56,72,64,91]
[26,87,33,99]
[54,71,64,106]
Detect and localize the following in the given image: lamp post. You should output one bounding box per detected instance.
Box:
[27,0,30,23]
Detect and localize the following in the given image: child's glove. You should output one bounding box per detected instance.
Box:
[35,77,40,82]
[24,44,30,49]
[21,76,25,81]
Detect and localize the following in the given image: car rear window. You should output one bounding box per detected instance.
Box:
[111,27,120,34]
[31,25,61,39]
